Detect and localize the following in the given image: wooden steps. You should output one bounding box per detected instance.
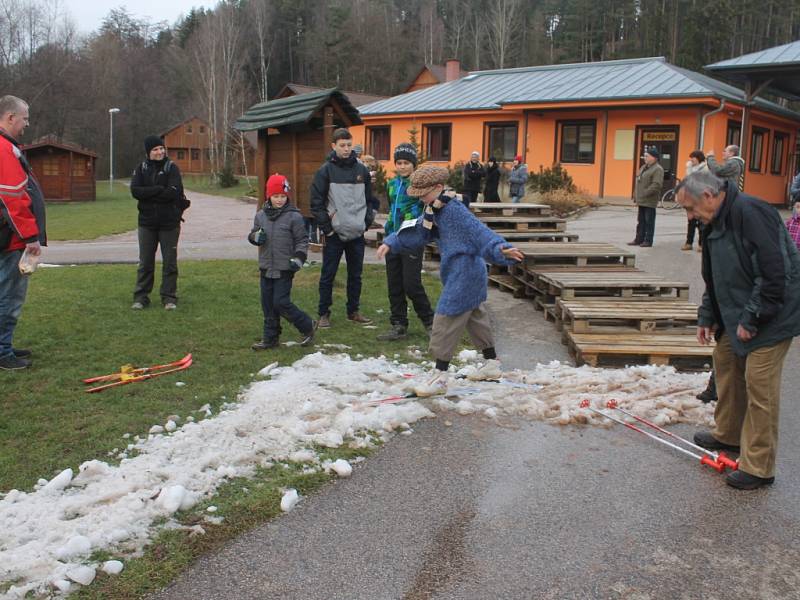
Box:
[536,271,689,301]
[558,299,698,334]
[479,216,567,232]
[471,202,552,217]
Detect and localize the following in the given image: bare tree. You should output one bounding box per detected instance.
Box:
[486,0,521,69]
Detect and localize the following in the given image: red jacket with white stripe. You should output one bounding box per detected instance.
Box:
[0,131,38,252]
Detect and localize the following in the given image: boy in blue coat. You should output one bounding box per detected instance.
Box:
[377,165,523,395]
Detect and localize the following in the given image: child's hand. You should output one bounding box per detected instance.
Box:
[376,243,391,260]
[253,229,267,245]
[502,246,524,262]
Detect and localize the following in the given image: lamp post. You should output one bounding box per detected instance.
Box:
[108,108,120,193]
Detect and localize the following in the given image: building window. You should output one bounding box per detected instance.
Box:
[367,126,391,161]
[186,124,193,133]
[199,126,206,134]
[560,121,596,163]
[191,148,200,161]
[486,122,518,161]
[424,124,451,161]
[771,132,787,175]
[726,120,741,147]
[42,156,59,176]
[176,149,186,160]
[71,159,86,176]
[749,127,768,173]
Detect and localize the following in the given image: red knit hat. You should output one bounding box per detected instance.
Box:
[266,174,290,199]
[514,154,522,162]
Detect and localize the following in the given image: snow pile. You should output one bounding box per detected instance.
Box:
[0,353,710,598]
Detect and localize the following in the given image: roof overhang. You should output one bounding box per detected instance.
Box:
[234,89,362,132]
[704,63,800,100]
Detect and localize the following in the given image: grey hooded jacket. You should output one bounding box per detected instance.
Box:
[248,203,308,278]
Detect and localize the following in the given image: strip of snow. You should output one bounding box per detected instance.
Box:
[0,353,710,598]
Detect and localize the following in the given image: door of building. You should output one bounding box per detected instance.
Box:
[635,126,680,195]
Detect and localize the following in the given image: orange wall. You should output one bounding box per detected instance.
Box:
[355,102,798,204]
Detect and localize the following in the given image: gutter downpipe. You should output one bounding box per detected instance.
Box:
[699,99,726,151]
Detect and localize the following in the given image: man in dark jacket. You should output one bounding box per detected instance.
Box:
[628,146,664,247]
[676,171,800,490]
[0,95,46,370]
[310,128,377,328]
[705,145,745,191]
[461,151,485,208]
[130,135,184,310]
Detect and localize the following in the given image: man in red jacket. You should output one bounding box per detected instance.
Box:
[0,95,46,370]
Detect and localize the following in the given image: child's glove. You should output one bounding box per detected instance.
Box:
[253,228,267,245]
[288,257,304,272]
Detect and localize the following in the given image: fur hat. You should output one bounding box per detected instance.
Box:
[144,135,165,155]
[393,142,418,167]
[407,164,449,197]
[266,173,290,199]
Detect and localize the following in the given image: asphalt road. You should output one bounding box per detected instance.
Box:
[150,205,800,600]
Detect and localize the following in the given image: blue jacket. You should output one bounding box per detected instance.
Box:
[383,196,515,315]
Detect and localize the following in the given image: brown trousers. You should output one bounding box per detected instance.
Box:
[429,303,495,362]
[712,333,792,478]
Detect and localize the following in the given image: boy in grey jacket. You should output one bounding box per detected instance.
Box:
[248,174,316,350]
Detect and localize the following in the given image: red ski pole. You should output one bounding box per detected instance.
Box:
[579,399,724,473]
[606,400,738,470]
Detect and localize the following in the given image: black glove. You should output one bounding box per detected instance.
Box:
[288,257,303,272]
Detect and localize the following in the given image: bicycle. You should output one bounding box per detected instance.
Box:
[659,183,681,210]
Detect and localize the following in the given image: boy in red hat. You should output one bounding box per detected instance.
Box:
[248,174,316,349]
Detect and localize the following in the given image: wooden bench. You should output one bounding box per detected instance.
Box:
[471,202,551,217]
[516,242,636,268]
[558,299,699,334]
[536,271,690,301]
[478,216,567,232]
[566,331,713,370]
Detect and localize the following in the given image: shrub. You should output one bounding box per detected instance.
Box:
[528,163,575,193]
[446,161,465,193]
[217,161,239,188]
[537,188,597,217]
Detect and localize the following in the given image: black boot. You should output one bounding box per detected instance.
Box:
[376,324,407,341]
[697,372,717,403]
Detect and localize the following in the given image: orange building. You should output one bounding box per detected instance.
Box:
[353,57,800,205]
[161,116,255,176]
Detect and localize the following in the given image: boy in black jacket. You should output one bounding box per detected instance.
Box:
[130,135,183,310]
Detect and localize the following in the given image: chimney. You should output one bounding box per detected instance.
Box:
[445,59,461,82]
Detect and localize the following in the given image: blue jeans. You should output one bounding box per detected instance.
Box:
[634,206,656,244]
[261,271,312,343]
[0,249,29,358]
[318,234,365,317]
[511,195,522,204]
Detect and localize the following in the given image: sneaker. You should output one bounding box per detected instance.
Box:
[164,303,177,311]
[13,348,32,358]
[0,354,31,370]
[466,359,503,381]
[300,321,318,347]
[376,324,407,341]
[696,245,703,253]
[681,243,692,251]
[413,371,449,398]
[318,313,331,328]
[347,312,373,325]
[251,340,279,351]
[725,470,775,490]
[131,301,145,310]
[693,431,739,452]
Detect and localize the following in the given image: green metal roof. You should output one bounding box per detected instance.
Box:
[233,88,362,132]
[705,40,800,100]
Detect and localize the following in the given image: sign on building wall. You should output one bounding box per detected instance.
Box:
[614,130,635,160]
[643,132,677,142]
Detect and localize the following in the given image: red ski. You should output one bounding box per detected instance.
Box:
[83,354,193,393]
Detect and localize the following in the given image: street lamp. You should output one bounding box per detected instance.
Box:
[108,108,120,193]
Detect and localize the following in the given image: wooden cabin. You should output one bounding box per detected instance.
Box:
[354,57,800,205]
[161,116,256,176]
[233,89,362,214]
[23,136,96,202]
[275,83,387,107]
[405,60,469,93]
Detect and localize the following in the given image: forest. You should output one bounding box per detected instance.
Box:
[1,0,799,179]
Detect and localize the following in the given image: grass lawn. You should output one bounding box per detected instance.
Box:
[46,181,138,241]
[3,261,440,598]
[182,174,257,199]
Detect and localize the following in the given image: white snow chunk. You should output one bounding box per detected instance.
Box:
[288,449,317,463]
[331,459,352,477]
[156,485,193,515]
[280,489,299,512]
[102,560,124,575]
[149,425,164,434]
[457,349,479,362]
[42,468,73,493]
[52,579,72,593]
[206,505,218,513]
[66,565,95,586]
[165,420,177,432]
[257,361,280,377]
[175,381,186,387]
[122,433,131,439]
[55,535,91,560]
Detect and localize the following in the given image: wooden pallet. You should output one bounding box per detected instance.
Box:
[510,264,640,291]
[478,216,567,232]
[566,331,713,370]
[500,232,579,243]
[488,274,525,297]
[558,299,699,334]
[471,202,552,217]
[536,271,690,301]
[516,242,636,267]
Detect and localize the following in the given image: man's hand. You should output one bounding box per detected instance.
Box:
[502,246,524,262]
[705,149,715,157]
[376,244,390,260]
[25,241,41,257]
[697,324,717,345]
[736,324,755,342]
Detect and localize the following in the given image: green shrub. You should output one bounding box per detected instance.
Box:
[528,163,575,193]
[446,161,465,193]
[217,162,239,188]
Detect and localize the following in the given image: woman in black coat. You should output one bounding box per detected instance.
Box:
[483,157,501,202]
